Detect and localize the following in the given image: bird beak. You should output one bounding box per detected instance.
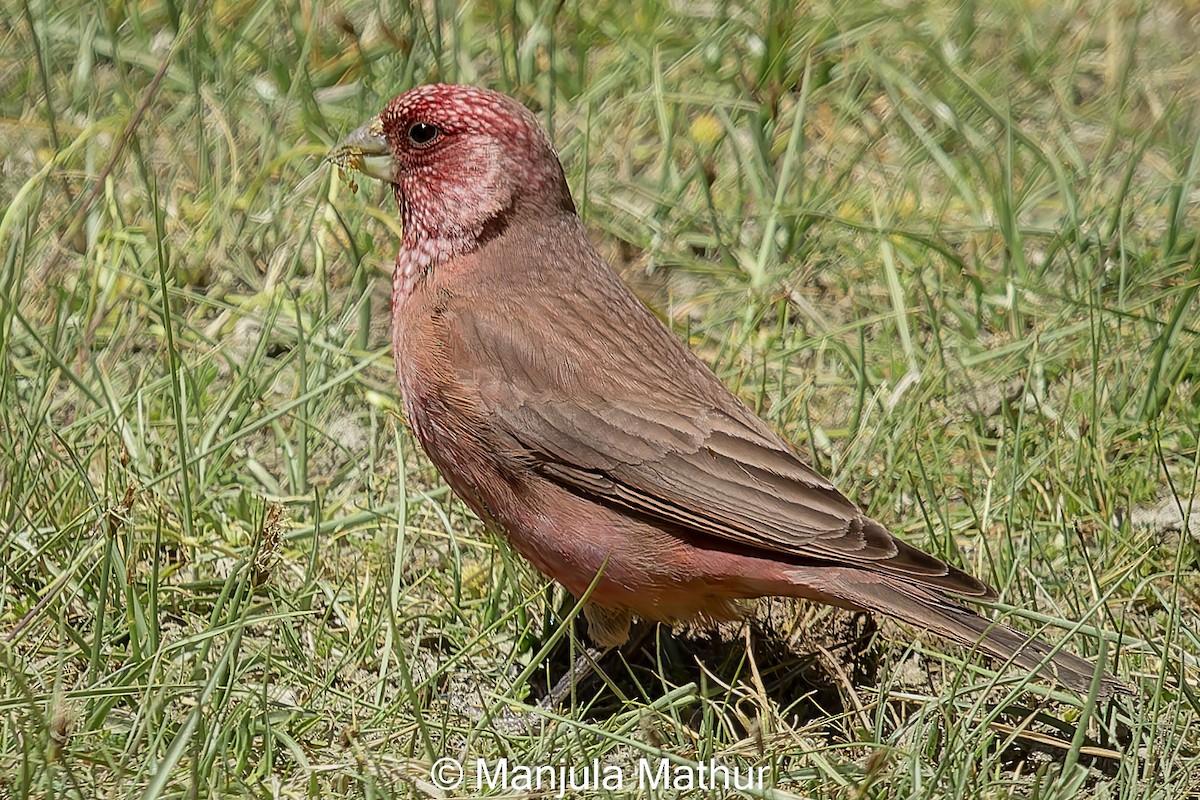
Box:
[328,116,398,185]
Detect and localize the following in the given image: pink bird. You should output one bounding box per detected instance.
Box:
[333,84,1123,697]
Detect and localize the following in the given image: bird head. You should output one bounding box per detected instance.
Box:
[333,84,574,264]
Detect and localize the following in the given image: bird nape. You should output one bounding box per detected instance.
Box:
[330,83,1127,700]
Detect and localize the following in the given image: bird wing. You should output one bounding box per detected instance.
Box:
[488,389,985,593]
[452,269,992,598]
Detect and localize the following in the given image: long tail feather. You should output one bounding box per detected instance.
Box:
[784,567,1129,696]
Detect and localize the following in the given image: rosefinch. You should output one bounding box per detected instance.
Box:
[333,84,1122,696]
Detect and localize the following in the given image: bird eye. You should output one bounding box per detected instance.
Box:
[407,122,440,146]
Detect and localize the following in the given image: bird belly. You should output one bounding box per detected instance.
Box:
[487,478,805,625]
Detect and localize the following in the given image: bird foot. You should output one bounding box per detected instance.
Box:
[540,645,610,709]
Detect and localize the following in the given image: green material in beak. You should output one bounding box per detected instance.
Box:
[328,116,397,184]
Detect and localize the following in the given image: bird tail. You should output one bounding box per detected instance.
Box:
[783,568,1127,696]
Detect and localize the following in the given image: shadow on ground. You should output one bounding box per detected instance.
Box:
[521,607,1127,778]
[532,610,881,734]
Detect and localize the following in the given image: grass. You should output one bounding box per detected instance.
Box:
[2,0,1198,796]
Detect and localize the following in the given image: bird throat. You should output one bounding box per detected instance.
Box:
[392,239,436,302]
[391,225,484,304]
[393,200,523,304]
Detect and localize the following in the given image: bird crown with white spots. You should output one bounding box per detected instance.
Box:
[377,84,574,256]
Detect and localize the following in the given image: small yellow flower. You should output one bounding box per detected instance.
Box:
[690,113,724,150]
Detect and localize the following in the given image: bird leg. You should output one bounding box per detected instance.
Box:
[539,645,609,709]
[537,605,653,709]
[583,604,633,650]
[535,604,630,709]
